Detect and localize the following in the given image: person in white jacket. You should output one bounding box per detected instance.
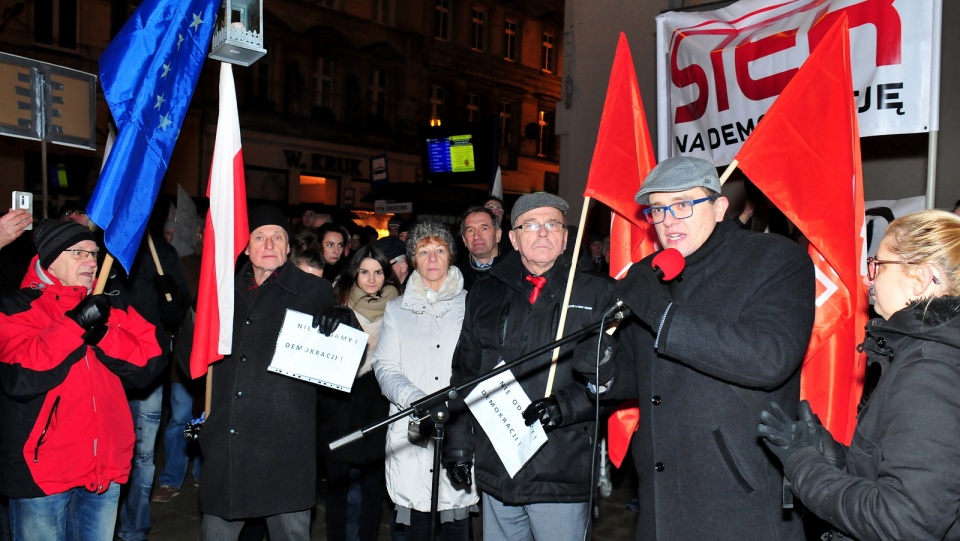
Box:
[373,220,478,541]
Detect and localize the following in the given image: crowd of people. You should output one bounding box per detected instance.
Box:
[0,164,959,541]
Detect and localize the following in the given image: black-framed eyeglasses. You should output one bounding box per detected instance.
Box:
[64,249,99,261]
[62,210,86,217]
[866,257,916,280]
[642,196,718,225]
[513,221,565,233]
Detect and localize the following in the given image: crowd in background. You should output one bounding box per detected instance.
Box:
[0,184,959,541]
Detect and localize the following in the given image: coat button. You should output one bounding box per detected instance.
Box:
[240,355,247,362]
[229,429,238,435]
[436,344,440,348]
[877,337,886,347]
[235,391,243,398]
[654,461,665,472]
[245,318,252,325]
[651,395,661,405]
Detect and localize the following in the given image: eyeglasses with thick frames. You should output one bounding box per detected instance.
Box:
[865,257,917,281]
[643,196,718,225]
[513,221,565,233]
[64,249,99,261]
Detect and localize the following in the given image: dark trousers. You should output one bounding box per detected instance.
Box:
[404,510,469,541]
[325,458,385,541]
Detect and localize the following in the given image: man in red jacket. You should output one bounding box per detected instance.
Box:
[0,220,164,541]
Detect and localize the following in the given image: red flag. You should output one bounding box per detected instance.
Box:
[580,33,658,467]
[734,16,868,443]
[189,63,249,379]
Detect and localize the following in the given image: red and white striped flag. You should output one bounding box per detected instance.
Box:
[189,63,249,379]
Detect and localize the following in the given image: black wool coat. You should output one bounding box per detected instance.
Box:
[609,219,815,540]
[199,261,333,519]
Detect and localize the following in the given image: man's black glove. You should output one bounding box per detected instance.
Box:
[66,295,111,345]
[523,397,563,431]
[442,449,473,488]
[758,400,846,478]
[614,252,674,328]
[573,331,616,386]
[312,306,355,336]
[154,274,178,301]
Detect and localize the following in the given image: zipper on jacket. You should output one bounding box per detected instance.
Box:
[34,396,61,462]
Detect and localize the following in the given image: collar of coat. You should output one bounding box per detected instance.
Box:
[489,250,573,299]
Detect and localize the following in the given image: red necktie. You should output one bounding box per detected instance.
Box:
[526,275,546,304]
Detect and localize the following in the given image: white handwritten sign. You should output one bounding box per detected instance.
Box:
[465,363,546,478]
[267,309,368,392]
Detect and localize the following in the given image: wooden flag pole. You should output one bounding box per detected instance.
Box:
[146,235,173,302]
[544,196,591,397]
[719,159,739,187]
[92,254,114,295]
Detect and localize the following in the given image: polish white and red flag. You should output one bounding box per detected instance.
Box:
[190,62,249,379]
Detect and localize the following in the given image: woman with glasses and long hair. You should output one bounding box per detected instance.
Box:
[759,209,960,540]
[319,245,402,541]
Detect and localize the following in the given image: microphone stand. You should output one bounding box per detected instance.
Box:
[328,304,628,535]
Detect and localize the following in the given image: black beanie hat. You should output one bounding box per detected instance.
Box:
[35,219,97,269]
[247,206,291,237]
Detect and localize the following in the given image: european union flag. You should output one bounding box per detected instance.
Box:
[89,0,218,271]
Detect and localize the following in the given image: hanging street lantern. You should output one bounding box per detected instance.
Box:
[208,0,266,67]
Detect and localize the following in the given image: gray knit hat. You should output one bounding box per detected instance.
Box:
[635,156,721,205]
[34,219,97,269]
[406,220,456,260]
[510,192,569,225]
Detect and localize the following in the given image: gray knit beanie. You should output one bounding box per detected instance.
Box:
[406,220,457,260]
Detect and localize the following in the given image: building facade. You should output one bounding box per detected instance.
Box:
[0,0,564,224]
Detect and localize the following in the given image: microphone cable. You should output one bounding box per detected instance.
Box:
[583,307,616,541]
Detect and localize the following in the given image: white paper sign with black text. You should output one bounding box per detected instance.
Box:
[465,363,547,478]
[268,309,368,392]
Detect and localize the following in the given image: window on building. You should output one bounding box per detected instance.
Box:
[373,0,391,24]
[312,57,336,113]
[370,70,389,118]
[542,33,555,73]
[503,19,518,61]
[35,0,77,49]
[499,101,513,146]
[435,0,450,41]
[471,7,486,51]
[430,85,446,125]
[537,109,557,159]
[466,93,480,122]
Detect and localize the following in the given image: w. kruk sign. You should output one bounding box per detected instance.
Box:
[656,0,942,166]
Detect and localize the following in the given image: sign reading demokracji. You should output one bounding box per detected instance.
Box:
[656,0,942,166]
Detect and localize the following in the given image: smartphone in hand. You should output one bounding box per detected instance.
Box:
[11,191,33,231]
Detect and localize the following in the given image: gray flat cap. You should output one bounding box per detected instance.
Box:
[635,156,721,205]
[511,192,569,225]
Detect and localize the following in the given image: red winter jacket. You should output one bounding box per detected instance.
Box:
[0,257,163,498]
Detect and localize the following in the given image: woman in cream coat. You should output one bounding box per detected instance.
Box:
[373,220,477,541]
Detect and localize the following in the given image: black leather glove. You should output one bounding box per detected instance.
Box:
[66,294,111,330]
[614,252,674,328]
[573,331,616,385]
[523,397,563,431]
[154,274,178,301]
[312,306,355,337]
[66,295,112,345]
[758,400,846,478]
[442,449,473,488]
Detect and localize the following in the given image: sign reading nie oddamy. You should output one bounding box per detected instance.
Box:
[268,309,369,392]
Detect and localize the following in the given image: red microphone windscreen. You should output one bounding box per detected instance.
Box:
[651,248,685,280]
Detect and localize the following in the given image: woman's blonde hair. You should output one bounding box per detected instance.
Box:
[883,209,960,296]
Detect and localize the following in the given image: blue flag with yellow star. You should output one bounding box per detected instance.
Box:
[90,0,218,271]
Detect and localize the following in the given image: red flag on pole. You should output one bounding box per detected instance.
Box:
[734,16,868,443]
[189,63,249,379]
[581,33,659,467]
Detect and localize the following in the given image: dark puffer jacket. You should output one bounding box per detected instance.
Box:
[447,251,615,504]
[789,296,960,540]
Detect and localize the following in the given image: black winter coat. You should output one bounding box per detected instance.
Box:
[790,296,960,540]
[609,219,815,540]
[199,261,334,519]
[447,251,615,504]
